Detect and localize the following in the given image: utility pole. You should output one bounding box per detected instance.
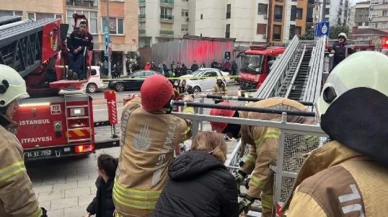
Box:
[106,0,112,78]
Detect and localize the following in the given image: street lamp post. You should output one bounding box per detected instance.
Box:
[105,0,112,78]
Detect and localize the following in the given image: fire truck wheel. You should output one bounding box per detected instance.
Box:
[87,83,98,93]
[193,86,201,93]
[115,83,125,92]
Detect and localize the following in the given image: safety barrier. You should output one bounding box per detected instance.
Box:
[170,99,328,217]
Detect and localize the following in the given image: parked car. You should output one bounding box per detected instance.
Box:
[83,66,104,93]
[179,68,230,93]
[108,70,161,91]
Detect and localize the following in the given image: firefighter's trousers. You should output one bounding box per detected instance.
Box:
[261,172,275,217]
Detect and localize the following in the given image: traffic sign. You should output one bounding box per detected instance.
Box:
[315,22,330,37]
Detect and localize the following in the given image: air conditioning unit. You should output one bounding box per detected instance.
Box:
[264,14,268,19]
[186,17,189,22]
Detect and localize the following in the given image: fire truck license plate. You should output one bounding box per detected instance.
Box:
[25,150,52,159]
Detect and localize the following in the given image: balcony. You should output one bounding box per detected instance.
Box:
[139,29,146,36]
[274,14,282,21]
[160,30,174,37]
[160,14,174,23]
[138,0,145,6]
[160,0,174,7]
[139,14,146,22]
[66,0,96,8]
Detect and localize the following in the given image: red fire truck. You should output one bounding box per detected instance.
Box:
[0,15,117,161]
[238,45,285,91]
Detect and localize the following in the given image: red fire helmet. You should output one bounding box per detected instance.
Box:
[140,74,173,112]
[209,101,236,133]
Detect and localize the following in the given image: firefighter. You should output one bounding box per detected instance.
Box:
[329,32,354,72]
[67,20,93,80]
[113,74,194,217]
[213,78,227,104]
[0,64,48,217]
[282,51,388,216]
[209,99,315,217]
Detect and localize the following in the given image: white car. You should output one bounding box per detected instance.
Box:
[179,68,230,93]
[83,66,105,93]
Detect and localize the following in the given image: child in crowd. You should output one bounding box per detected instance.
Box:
[85,154,118,217]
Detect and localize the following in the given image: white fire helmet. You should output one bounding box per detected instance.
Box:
[338,32,347,40]
[317,51,388,118]
[0,64,29,108]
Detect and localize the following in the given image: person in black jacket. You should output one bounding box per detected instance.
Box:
[67,21,93,80]
[85,154,117,217]
[328,32,354,72]
[152,132,239,217]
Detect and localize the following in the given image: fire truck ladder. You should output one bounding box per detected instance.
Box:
[64,94,93,144]
[252,36,326,105]
[0,18,58,77]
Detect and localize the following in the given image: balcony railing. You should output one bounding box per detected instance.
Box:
[274,14,282,21]
[139,14,146,19]
[66,0,96,7]
[160,0,174,5]
[160,30,174,35]
[139,29,146,35]
[138,0,145,3]
[160,14,174,20]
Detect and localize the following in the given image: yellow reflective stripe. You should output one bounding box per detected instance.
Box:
[114,180,161,199]
[182,106,194,114]
[113,187,157,210]
[0,161,26,182]
[249,176,265,189]
[32,207,42,217]
[245,154,256,164]
[261,194,274,209]
[253,128,281,148]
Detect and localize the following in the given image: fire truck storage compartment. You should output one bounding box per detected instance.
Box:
[14,95,95,160]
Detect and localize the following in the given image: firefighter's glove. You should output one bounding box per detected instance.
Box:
[235,170,247,195]
[41,207,48,217]
[239,195,255,214]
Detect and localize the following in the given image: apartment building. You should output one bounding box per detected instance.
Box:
[188,0,312,45]
[321,0,349,25]
[349,1,370,30]
[0,0,138,73]
[138,0,190,47]
[369,0,388,31]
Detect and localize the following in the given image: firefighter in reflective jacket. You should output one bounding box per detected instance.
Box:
[209,98,315,217]
[282,52,388,216]
[0,64,47,217]
[113,74,194,217]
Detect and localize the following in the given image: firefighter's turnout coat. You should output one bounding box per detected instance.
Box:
[113,96,194,217]
[0,114,42,217]
[284,141,388,217]
[238,98,315,217]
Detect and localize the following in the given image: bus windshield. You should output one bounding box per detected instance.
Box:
[241,54,264,74]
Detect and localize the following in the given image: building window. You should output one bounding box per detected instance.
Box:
[225,24,230,38]
[201,14,203,19]
[307,8,313,22]
[140,7,146,15]
[67,10,97,34]
[258,4,268,15]
[28,12,63,21]
[161,7,173,16]
[273,25,281,40]
[325,8,330,15]
[274,6,283,21]
[256,23,267,35]
[226,4,231,19]
[181,24,189,32]
[296,8,303,19]
[66,0,97,7]
[291,6,296,21]
[289,25,295,39]
[383,10,388,16]
[0,10,22,17]
[181,10,189,17]
[102,17,124,35]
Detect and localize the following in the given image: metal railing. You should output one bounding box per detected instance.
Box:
[170,98,328,217]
